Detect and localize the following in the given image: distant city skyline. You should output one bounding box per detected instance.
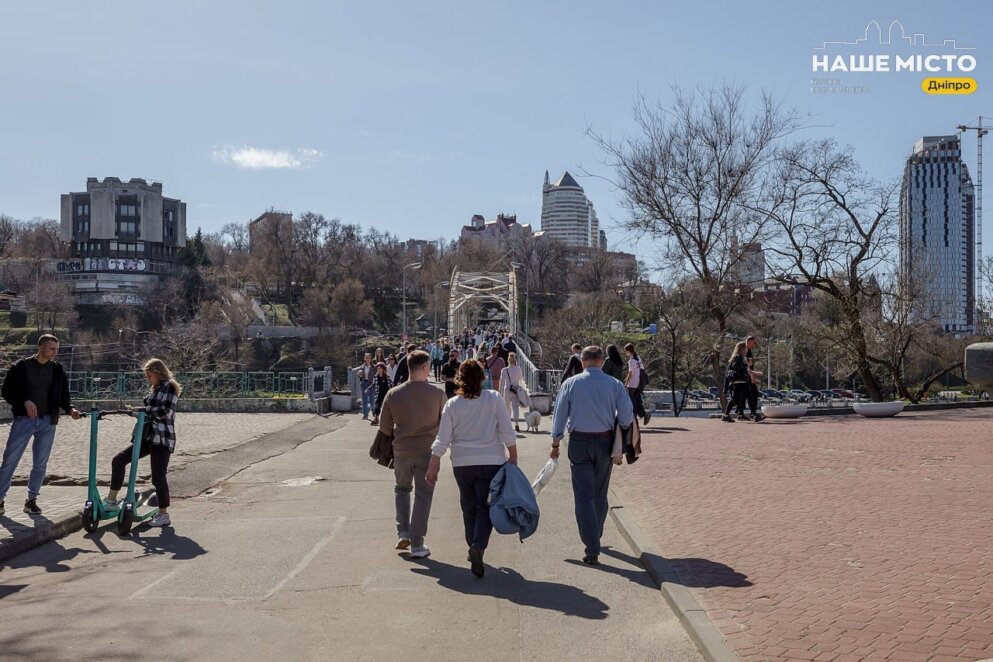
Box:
[0,2,990,273]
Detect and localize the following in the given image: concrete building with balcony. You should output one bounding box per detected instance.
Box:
[59,177,187,304]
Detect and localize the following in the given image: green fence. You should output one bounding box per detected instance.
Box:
[59,371,313,399]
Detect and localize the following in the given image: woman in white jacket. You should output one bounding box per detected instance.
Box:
[425,360,517,578]
[499,352,526,432]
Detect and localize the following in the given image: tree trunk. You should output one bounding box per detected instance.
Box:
[912,361,964,403]
[844,302,884,402]
[711,348,727,411]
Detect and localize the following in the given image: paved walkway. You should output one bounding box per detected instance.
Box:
[0,412,314,483]
[0,414,702,661]
[614,410,993,662]
[0,413,315,559]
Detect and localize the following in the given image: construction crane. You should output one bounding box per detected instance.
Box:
[957,116,991,332]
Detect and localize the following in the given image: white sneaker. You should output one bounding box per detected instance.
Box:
[408,545,431,559]
[104,498,121,510]
[148,512,171,527]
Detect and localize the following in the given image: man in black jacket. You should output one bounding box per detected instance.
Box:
[393,343,416,387]
[561,343,583,382]
[0,334,81,515]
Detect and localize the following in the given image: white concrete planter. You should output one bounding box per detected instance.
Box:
[853,401,904,418]
[529,394,553,415]
[330,393,355,412]
[761,404,808,419]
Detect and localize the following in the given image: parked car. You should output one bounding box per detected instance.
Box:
[787,389,812,402]
[831,388,855,399]
[806,390,823,401]
[819,390,835,400]
[759,388,779,399]
[709,386,720,398]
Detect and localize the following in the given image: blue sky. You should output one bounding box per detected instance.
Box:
[1,1,991,268]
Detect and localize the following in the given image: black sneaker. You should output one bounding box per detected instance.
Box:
[23,498,42,515]
[644,412,651,426]
[721,415,735,423]
[582,555,599,566]
[737,414,750,421]
[468,546,485,578]
[753,413,766,422]
[0,500,4,515]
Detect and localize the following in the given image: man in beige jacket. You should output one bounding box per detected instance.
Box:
[378,350,446,558]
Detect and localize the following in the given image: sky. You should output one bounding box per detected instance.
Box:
[1,1,991,272]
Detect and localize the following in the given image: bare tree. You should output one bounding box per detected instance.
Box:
[27,278,76,332]
[590,83,801,405]
[864,270,964,402]
[643,282,712,416]
[759,139,898,401]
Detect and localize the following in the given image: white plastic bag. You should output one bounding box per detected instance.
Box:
[531,458,559,496]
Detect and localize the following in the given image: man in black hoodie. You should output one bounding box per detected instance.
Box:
[0,334,81,515]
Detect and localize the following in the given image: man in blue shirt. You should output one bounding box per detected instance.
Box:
[550,345,634,565]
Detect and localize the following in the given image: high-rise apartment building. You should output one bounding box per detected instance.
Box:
[540,171,600,248]
[899,135,975,333]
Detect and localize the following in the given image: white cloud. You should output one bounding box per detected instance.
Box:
[211,145,323,169]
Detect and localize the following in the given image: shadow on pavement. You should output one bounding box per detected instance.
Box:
[0,584,27,600]
[127,526,208,561]
[0,540,98,573]
[410,558,609,619]
[562,545,656,589]
[0,512,55,533]
[602,546,752,588]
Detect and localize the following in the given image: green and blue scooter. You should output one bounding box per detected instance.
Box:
[81,408,158,535]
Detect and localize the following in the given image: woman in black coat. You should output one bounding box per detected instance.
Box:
[370,363,391,425]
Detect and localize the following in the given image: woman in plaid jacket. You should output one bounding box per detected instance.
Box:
[105,358,182,527]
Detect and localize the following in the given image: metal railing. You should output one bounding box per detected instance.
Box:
[0,370,326,399]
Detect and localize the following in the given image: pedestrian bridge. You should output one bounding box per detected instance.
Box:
[448,268,544,392]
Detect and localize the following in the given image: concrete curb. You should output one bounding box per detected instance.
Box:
[0,509,83,565]
[608,487,740,662]
[0,488,154,565]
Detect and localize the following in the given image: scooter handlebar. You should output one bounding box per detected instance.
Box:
[83,409,136,419]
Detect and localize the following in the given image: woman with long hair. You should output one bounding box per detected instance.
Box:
[499,352,526,432]
[723,342,752,423]
[105,358,181,527]
[386,354,398,384]
[426,360,517,578]
[603,344,625,382]
[374,347,386,365]
[624,343,650,425]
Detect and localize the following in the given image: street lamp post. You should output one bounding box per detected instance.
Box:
[510,261,529,336]
[433,281,448,337]
[401,262,422,338]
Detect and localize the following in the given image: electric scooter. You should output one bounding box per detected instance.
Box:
[81,407,156,535]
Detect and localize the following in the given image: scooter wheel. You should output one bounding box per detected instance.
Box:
[82,504,99,533]
[117,506,134,536]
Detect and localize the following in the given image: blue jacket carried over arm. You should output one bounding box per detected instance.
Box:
[488,462,540,541]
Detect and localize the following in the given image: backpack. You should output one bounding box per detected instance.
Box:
[636,359,650,392]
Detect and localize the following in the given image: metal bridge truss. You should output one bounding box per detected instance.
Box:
[447,269,519,337]
[448,268,546,392]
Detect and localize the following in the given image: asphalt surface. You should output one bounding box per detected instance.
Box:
[0,414,702,662]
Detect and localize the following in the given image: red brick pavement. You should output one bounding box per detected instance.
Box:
[612,410,993,662]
